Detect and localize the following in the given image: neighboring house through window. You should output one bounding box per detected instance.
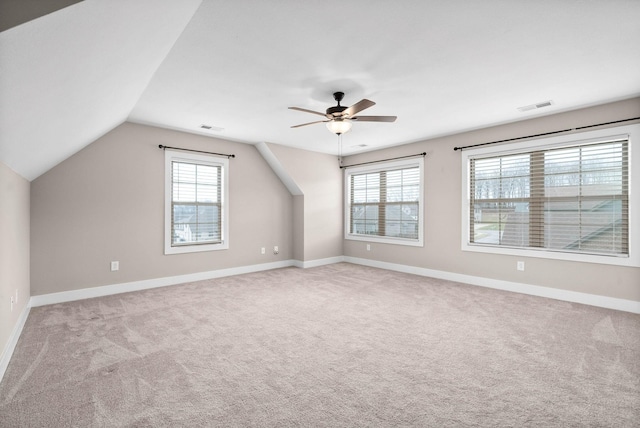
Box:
[345,157,424,247]
[461,124,639,267]
[164,149,229,254]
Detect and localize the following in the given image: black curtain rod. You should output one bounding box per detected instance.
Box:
[340,152,426,169]
[453,116,640,152]
[158,144,235,158]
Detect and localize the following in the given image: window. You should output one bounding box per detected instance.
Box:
[345,158,424,246]
[164,150,229,254]
[462,124,639,267]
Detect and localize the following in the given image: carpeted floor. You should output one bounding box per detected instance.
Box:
[1,263,638,427]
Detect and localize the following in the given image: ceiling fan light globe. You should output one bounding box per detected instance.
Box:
[327,120,352,135]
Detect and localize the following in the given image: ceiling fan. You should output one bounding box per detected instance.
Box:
[289,92,397,135]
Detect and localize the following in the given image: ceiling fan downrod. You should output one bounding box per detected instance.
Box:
[327,92,347,116]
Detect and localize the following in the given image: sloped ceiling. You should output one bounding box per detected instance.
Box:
[0,0,202,180]
[0,0,84,32]
[1,0,639,181]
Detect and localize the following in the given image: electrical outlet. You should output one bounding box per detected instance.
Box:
[517,261,525,271]
[366,244,371,251]
[273,246,279,255]
[111,261,119,271]
[261,247,266,255]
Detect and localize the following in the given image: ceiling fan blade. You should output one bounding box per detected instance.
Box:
[352,115,397,122]
[291,120,328,128]
[288,107,329,118]
[342,99,375,117]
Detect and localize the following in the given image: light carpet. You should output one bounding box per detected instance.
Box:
[1,263,638,427]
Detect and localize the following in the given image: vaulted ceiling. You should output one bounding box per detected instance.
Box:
[1,0,639,180]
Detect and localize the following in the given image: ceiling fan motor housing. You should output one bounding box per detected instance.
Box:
[327,105,347,116]
[327,91,347,116]
[289,91,396,130]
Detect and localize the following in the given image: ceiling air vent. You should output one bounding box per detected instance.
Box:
[200,124,224,132]
[517,100,553,112]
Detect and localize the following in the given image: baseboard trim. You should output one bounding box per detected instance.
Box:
[24,253,639,322]
[0,302,30,383]
[14,255,636,387]
[344,257,640,314]
[29,257,349,308]
[30,260,296,307]
[293,256,345,269]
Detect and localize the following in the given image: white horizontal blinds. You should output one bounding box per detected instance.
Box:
[542,140,628,254]
[350,172,379,236]
[350,166,420,239]
[171,161,222,246]
[470,154,531,247]
[470,139,628,256]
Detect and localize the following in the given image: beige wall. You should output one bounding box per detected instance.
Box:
[343,98,640,301]
[7,98,638,374]
[265,143,343,262]
[0,162,30,357]
[30,122,293,295]
[22,99,640,303]
[292,195,304,261]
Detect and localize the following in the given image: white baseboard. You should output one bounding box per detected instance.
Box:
[30,260,296,307]
[344,256,640,314]
[16,255,639,382]
[4,256,638,385]
[293,256,345,269]
[29,255,353,308]
[0,302,30,383]
[30,257,354,308]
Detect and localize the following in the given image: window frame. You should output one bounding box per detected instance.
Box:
[344,157,424,247]
[164,149,229,255]
[461,124,639,267]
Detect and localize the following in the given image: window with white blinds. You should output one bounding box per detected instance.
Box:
[462,124,640,266]
[345,158,424,246]
[469,140,628,256]
[164,150,229,254]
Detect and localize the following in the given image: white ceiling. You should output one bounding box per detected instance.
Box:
[1,0,639,180]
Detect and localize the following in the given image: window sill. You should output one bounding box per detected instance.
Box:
[346,233,423,247]
[164,241,228,255]
[462,242,637,267]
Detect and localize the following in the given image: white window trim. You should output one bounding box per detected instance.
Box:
[164,149,229,255]
[345,157,424,247]
[461,123,639,267]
